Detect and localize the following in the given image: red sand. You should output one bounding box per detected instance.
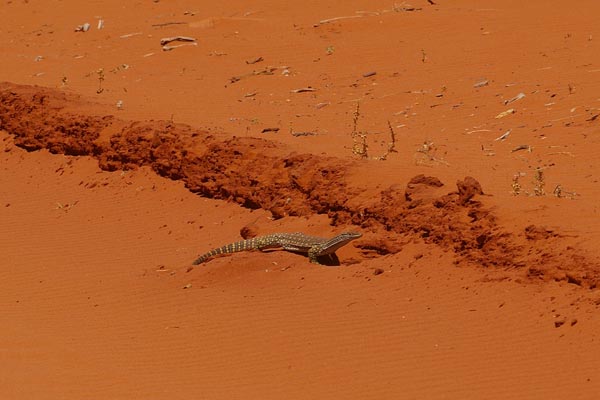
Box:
[2,1,600,398]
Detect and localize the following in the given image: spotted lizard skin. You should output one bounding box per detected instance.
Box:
[191,231,361,266]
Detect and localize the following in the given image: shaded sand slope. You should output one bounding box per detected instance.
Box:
[1,134,599,399]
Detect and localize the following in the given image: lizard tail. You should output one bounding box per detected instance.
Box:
[191,239,256,265]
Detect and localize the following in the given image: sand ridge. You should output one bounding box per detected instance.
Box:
[2,83,598,287]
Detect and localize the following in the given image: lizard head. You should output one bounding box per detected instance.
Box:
[339,231,362,240]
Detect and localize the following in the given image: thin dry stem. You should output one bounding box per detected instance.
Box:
[533,167,545,196]
[511,174,522,196]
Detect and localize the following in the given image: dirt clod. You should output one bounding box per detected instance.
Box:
[456,176,484,205]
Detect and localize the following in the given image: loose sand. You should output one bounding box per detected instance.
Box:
[1,0,600,398]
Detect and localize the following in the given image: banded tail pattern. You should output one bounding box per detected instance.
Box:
[193,237,265,265]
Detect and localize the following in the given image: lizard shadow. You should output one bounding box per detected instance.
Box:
[262,250,341,266]
[315,253,341,266]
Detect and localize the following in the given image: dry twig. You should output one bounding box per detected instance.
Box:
[495,129,512,141]
[229,67,278,83]
[511,144,531,153]
[504,92,525,105]
[160,36,197,46]
[374,121,398,160]
[291,87,317,93]
[495,109,515,119]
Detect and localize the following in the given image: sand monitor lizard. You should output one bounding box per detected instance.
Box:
[190,231,361,267]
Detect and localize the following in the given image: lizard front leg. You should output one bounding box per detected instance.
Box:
[308,246,322,264]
